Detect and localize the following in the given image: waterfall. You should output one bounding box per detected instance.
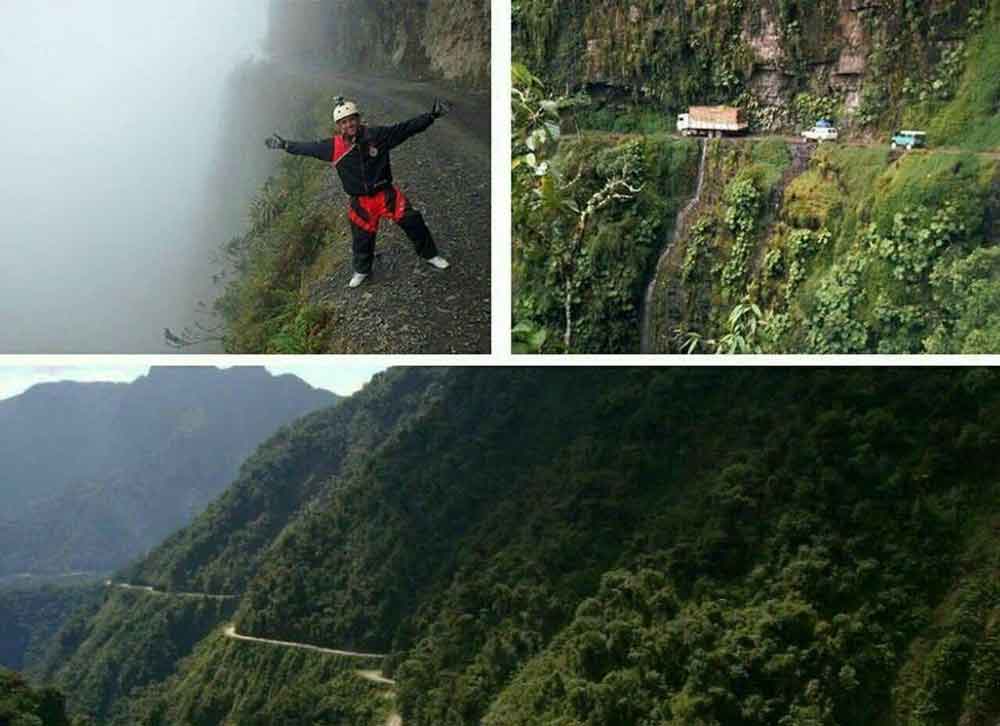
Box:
[639,139,709,354]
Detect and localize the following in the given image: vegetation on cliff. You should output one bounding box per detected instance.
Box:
[513,64,701,352]
[0,580,101,673]
[661,140,1000,353]
[0,668,75,726]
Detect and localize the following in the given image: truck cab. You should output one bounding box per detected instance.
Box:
[802,119,839,143]
[891,130,927,150]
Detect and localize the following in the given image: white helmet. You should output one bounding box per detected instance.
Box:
[334,100,360,123]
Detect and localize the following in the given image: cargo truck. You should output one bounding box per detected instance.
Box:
[677,106,748,137]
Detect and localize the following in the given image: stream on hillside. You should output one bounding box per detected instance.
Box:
[639,139,708,354]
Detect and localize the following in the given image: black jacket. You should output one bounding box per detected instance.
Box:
[284,113,435,196]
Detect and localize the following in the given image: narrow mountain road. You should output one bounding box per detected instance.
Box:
[276,61,491,353]
[357,670,397,686]
[224,624,401,726]
[671,131,1000,158]
[108,581,238,601]
[106,581,400,723]
[222,624,385,659]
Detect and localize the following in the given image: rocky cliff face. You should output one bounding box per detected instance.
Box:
[268,0,490,86]
[516,0,984,130]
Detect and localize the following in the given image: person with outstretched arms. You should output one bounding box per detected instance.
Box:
[266,97,451,288]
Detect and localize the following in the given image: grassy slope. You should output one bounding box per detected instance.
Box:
[927,0,1000,151]
[219,90,355,354]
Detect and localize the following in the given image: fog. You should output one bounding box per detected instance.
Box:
[0,1,269,352]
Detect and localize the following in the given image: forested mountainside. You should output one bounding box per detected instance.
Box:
[0,366,336,578]
[36,367,1000,726]
[512,0,1000,353]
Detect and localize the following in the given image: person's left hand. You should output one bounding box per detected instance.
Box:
[265,133,287,150]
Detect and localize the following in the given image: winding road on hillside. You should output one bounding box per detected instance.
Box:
[275,61,492,354]
[109,581,238,600]
[109,581,401,723]
[222,623,386,661]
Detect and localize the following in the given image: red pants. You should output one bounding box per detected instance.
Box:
[348,186,438,274]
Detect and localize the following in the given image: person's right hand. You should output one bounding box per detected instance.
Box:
[265,133,287,150]
[431,99,452,119]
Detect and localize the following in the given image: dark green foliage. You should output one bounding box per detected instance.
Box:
[0,668,72,726]
[477,369,1000,725]
[114,632,390,726]
[512,124,700,352]
[124,368,446,596]
[40,588,236,723]
[0,581,102,673]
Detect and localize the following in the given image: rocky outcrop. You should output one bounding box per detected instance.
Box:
[516,0,980,127]
[267,0,489,86]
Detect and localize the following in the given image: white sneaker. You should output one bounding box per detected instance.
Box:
[426,256,450,270]
[348,272,369,288]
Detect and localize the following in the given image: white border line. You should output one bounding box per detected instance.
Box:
[492,0,513,356]
[3,354,999,368]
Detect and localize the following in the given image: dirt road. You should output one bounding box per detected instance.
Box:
[223,623,385,659]
[109,580,400,721]
[225,623,402,725]
[109,581,237,600]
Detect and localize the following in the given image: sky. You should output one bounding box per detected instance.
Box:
[0,363,388,402]
[0,0,270,352]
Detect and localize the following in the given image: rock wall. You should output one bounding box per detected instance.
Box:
[268,0,489,86]
[514,0,983,129]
